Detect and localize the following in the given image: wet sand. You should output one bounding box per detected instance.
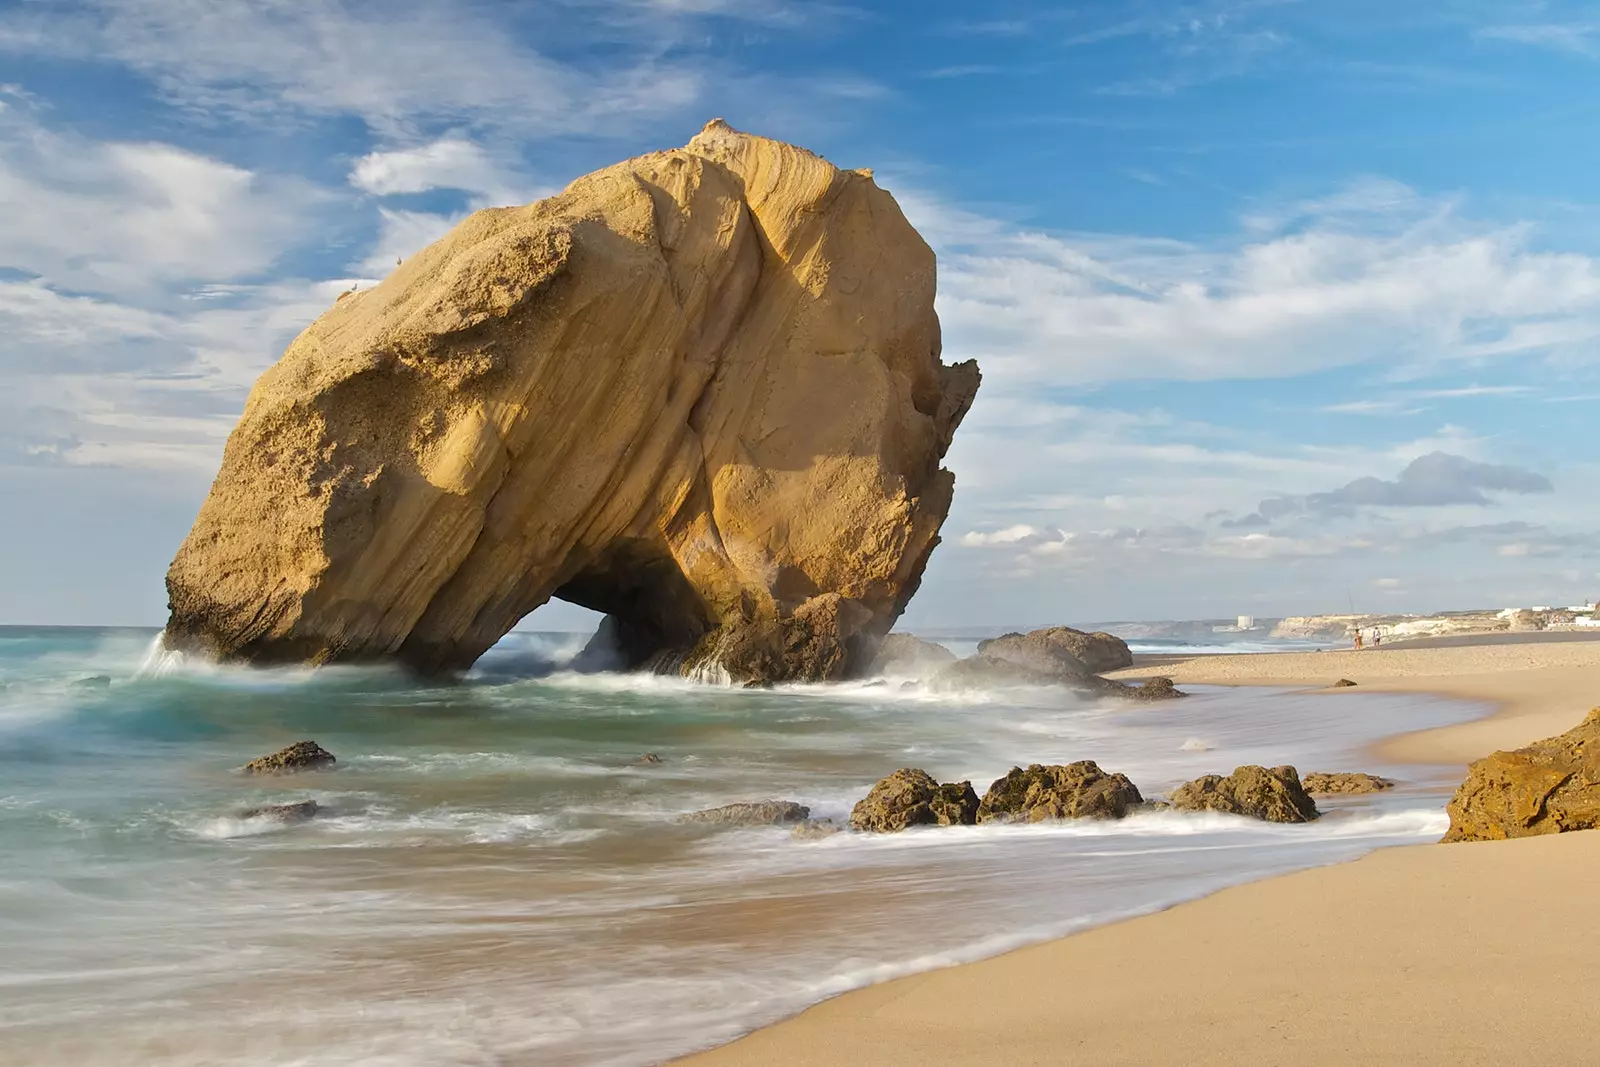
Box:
[677,637,1600,1066]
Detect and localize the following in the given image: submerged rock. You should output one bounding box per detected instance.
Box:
[791,818,844,840]
[869,633,957,677]
[242,741,337,775]
[1302,771,1395,795]
[161,120,979,685]
[1443,708,1600,842]
[238,800,320,823]
[682,801,810,827]
[849,768,979,832]
[72,675,112,689]
[979,626,1132,675]
[977,762,1143,823]
[1169,765,1319,823]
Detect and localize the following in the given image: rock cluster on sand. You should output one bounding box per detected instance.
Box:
[162,120,978,685]
[1303,771,1394,795]
[682,801,810,827]
[238,800,320,822]
[849,769,980,832]
[1442,708,1600,842]
[242,741,337,775]
[977,762,1143,823]
[1168,765,1320,823]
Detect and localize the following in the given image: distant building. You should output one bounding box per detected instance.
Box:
[1237,615,1255,630]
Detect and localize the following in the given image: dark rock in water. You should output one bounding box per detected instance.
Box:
[979,626,1132,675]
[1169,765,1319,823]
[682,801,810,827]
[239,800,320,823]
[1443,708,1600,842]
[1303,771,1395,795]
[850,768,979,832]
[932,654,1073,689]
[1121,676,1186,702]
[791,818,844,840]
[968,631,1096,681]
[978,761,1143,823]
[870,633,958,677]
[242,741,337,775]
[635,753,665,765]
[1331,678,1359,688]
[73,675,112,688]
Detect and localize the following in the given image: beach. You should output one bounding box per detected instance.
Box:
[679,635,1600,1066]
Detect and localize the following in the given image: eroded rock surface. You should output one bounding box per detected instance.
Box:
[163,120,979,684]
[977,762,1143,823]
[682,800,810,827]
[1124,676,1186,702]
[243,741,336,775]
[1443,708,1600,842]
[1303,771,1395,795]
[979,627,1132,675]
[1169,765,1319,823]
[849,768,979,832]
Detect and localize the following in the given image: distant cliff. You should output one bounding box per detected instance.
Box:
[163,120,979,682]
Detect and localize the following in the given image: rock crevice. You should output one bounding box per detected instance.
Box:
[164,121,978,682]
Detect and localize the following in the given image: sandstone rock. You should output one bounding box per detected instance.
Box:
[1169,765,1319,823]
[791,818,843,840]
[977,762,1143,823]
[1302,771,1395,795]
[242,741,337,775]
[682,800,810,827]
[239,800,320,822]
[1442,708,1600,842]
[870,632,957,676]
[1331,678,1358,688]
[849,768,979,832]
[979,626,1132,674]
[162,120,978,685]
[1122,676,1186,702]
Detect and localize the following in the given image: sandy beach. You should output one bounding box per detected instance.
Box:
[678,636,1600,1066]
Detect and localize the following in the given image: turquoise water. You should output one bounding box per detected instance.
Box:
[0,626,1481,1066]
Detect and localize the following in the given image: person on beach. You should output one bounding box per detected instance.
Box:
[1353,628,1364,651]
[1373,630,1382,649]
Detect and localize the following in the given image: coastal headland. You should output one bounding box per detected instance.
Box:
[678,634,1600,1066]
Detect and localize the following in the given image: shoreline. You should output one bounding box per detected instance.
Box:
[676,638,1600,1066]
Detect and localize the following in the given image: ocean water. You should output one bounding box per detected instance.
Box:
[0,625,1482,1067]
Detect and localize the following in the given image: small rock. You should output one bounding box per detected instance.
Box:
[1302,771,1395,795]
[238,800,320,823]
[635,753,664,765]
[978,761,1143,823]
[242,741,337,775]
[1121,676,1187,702]
[73,675,112,688]
[791,818,843,840]
[682,801,810,827]
[1331,678,1358,688]
[1169,765,1319,823]
[849,769,980,832]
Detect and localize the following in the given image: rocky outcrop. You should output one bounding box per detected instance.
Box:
[1331,678,1358,688]
[977,762,1143,823]
[870,633,957,676]
[1442,709,1600,842]
[979,626,1132,674]
[849,768,980,832]
[971,630,1096,681]
[239,800,320,822]
[682,800,810,827]
[1169,765,1319,823]
[1302,771,1394,795]
[243,741,336,775]
[1124,676,1186,702]
[162,120,979,684]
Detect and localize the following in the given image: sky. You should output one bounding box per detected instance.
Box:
[4,0,1600,630]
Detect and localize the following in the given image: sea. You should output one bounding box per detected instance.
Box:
[0,624,1484,1066]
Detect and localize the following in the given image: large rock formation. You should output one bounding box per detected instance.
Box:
[977,761,1143,823]
[1442,709,1600,842]
[163,121,979,683]
[1169,765,1319,823]
[978,626,1132,674]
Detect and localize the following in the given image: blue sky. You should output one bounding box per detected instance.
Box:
[5,0,1600,629]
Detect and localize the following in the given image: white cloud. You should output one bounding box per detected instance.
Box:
[1479,22,1599,57]
[350,138,517,198]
